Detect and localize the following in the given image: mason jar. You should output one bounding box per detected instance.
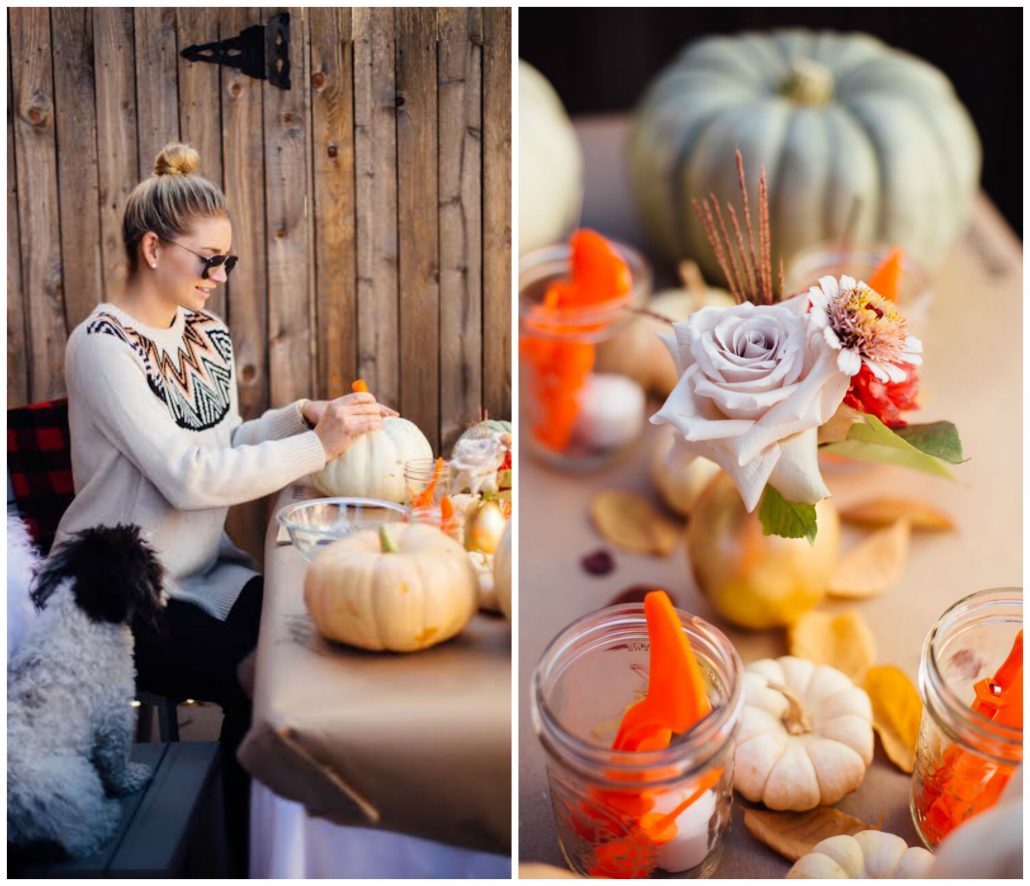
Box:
[910,587,1022,849]
[403,458,452,510]
[531,604,744,878]
[519,240,651,473]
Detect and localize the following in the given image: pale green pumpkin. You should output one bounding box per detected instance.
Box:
[629,30,981,282]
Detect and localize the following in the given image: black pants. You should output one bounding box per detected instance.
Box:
[132,576,263,877]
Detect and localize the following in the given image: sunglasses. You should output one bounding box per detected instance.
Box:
[161,238,239,279]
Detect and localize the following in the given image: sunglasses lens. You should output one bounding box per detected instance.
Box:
[224,255,238,277]
[202,254,239,279]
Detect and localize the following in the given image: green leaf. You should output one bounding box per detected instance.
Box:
[894,421,965,464]
[759,486,818,545]
[821,414,954,479]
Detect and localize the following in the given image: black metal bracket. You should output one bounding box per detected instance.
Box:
[180,13,290,89]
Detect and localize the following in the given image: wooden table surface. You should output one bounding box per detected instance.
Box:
[239,485,512,856]
[517,115,1023,876]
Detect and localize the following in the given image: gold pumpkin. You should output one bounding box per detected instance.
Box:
[304,523,477,652]
[687,472,840,629]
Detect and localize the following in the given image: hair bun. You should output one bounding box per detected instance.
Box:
[154,143,200,177]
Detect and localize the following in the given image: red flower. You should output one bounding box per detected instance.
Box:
[843,362,920,428]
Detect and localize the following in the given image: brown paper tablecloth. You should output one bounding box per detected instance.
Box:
[518,115,1023,875]
[239,485,512,854]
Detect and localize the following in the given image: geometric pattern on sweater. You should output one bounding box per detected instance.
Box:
[86,310,233,431]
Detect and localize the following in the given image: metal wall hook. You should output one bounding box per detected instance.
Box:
[180,12,290,89]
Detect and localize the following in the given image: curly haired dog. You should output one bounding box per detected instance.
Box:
[7,524,166,858]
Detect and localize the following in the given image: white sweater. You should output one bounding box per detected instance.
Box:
[54,302,327,620]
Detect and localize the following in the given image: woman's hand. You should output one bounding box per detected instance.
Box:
[311,393,397,460]
[303,397,398,428]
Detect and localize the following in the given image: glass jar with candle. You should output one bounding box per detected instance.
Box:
[403,458,452,510]
[531,604,744,878]
[910,587,1023,849]
[519,240,651,472]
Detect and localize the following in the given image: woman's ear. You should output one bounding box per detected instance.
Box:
[140,231,160,270]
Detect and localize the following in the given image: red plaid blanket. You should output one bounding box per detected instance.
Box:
[7,398,73,554]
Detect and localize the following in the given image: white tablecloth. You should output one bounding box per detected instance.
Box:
[250,780,511,879]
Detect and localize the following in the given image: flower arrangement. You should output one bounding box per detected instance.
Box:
[651,154,963,541]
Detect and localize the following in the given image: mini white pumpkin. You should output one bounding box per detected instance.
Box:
[651,424,721,517]
[493,521,512,620]
[735,656,873,811]
[309,417,432,503]
[595,262,736,398]
[787,831,933,879]
[928,766,1022,878]
[304,523,477,652]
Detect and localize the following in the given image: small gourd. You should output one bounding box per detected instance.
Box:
[787,831,933,879]
[493,521,512,620]
[651,424,721,517]
[596,261,735,398]
[735,656,873,811]
[303,523,477,652]
[309,416,432,504]
[464,498,507,555]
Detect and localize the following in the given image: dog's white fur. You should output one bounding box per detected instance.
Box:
[7,516,40,658]
[7,534,152,857]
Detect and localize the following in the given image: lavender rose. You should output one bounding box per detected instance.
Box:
[651,296,850,511]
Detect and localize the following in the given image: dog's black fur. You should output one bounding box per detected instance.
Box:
[31,525,165,628]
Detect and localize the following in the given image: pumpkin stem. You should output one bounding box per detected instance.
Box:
[767,682,814,735]
[378,524,400,554]
[781,58,834,106]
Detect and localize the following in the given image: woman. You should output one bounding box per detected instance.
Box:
[53,143,392,873]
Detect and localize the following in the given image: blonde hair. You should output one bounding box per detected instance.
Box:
[122,143,228,273]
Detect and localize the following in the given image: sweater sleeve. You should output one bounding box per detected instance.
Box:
[231,399,310,446]
[69,332,327,511]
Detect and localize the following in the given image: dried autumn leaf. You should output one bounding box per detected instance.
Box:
[788,609,876,682]
[744,807,871,862]
[864,665,922,774]
[841,499,954,531]
[590,491,681,556]
[828,519,911,599]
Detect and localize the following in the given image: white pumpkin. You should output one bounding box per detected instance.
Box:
[520,60,582,255]
[596,262,736,398]
[929,766,1022,878]
[651,424,721,517]
[303,523,477,652]
[788,831,933,879]
[735,656,873,811]
[309,417,431,503]
[468,550,500,613]
[493,521,512,620]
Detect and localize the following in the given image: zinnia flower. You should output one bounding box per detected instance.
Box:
[807,275,922,383]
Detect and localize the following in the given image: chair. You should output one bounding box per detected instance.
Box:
[7,398,182,743]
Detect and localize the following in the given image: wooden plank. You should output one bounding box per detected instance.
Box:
[353,7,399,410]
[93,8,138,300]
[7,53,28,407]
[263,6,314,406]
[10,8,67,401]
[220,7,269,569]
[437,8,483,449]
[395,9,440,451]
[134,8,180,174]
[177,8,226,320]
[309,7,357,401]
[50,8,104,333]
[481,8,512,422]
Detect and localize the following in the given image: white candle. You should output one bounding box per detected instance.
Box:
[650,787,716,873]
[574,373,645,450]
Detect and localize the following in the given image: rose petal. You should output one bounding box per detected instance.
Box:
[767,428,830,505]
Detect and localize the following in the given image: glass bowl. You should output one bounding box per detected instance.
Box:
[276,497,409,561]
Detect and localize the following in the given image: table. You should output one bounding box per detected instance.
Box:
[239,485,512,877]
[518,115,1023,876]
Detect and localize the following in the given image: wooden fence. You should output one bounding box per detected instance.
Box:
[8,7,511,560]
